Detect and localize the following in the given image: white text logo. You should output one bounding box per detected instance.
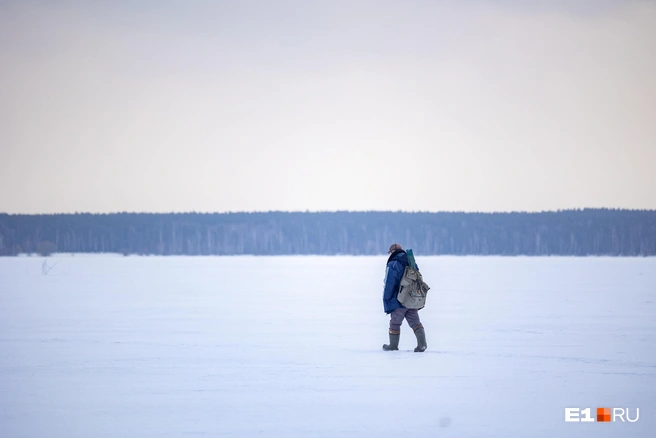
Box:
[565,408,639,423]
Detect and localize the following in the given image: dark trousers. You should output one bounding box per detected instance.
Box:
[389,307,422,333]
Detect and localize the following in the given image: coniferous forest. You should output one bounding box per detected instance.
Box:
[0,209,655,256]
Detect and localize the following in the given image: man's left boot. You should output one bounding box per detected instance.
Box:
[382,330,400,351]
[413,325,427,352]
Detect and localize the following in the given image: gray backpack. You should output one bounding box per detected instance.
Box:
[397,249,430,309]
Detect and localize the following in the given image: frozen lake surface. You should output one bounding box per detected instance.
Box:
[1,255,655,437]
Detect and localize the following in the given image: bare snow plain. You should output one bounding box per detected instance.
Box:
[0,255,654,438]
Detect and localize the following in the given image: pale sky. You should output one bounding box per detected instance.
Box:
[1,0,655,214]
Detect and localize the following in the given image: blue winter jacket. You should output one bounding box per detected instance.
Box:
[383,250,411,314]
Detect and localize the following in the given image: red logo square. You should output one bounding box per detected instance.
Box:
[597,407,611,422]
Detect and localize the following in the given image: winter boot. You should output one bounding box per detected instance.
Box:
[413,325,427,352]
[382,330,400,351]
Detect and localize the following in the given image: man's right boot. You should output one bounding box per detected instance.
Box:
[382,330,400,351]
[413,325,427,352]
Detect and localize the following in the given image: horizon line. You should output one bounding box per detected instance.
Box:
[2,207,656,216]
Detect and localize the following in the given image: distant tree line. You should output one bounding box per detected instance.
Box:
[0,209,654,256]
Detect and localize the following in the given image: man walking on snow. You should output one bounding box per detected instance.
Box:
[382,243,427,352]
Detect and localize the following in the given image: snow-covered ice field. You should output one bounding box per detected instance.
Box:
[1,255,654,438]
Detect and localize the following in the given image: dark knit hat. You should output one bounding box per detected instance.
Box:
[388,243,403,254]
